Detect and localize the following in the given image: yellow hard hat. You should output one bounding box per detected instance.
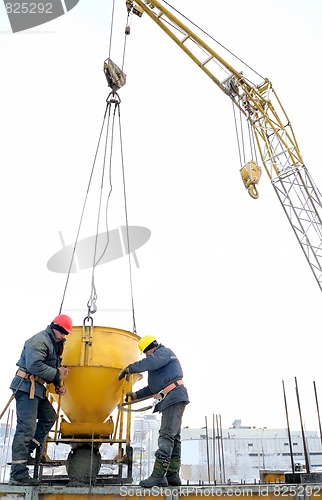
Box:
[138,335,157,353]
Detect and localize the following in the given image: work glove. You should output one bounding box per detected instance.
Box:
[55,385,66,396]
[118,366,130,381]
[125,391,137,403]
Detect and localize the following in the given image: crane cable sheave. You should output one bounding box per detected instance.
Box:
[104,58,126,92]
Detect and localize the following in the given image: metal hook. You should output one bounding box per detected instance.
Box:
[83,315,94,328]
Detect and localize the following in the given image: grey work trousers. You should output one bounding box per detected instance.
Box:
[10,390,56,480]
[155,402,186,462]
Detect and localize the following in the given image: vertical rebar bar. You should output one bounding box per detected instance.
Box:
[205,416,210,483]
[282,380,295,473]
[295,377,310,473]
[313,381,322,447]
[212,414,216,483]
[219,414,226,483]
[216,414,222,482]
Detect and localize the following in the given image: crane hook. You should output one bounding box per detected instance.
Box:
[240,160,262,199]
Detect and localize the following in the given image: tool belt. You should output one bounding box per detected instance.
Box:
[16,369,46,400]
[153,379,183,401]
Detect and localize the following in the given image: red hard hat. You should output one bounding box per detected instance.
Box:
[52,314,73,334]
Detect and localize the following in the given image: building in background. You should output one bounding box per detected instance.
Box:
[130,417,322,484]
[181,419,322,483]
[131,415,160,482]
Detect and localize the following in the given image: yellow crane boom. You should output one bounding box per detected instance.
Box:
[126,0,322,292]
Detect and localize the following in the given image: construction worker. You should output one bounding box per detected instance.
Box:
[8,314,72,486]
[118,335,189,488]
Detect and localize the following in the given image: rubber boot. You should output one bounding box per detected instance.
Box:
[139,457,169,488]
[166,458,182,486]
[9,476,40,486]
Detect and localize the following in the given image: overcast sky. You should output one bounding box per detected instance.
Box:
[1,0,322,434]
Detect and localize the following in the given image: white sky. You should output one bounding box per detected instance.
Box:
[0,0,322,435]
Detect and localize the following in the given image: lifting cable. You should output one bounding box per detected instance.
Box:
[232,98,259,169]
[107,0,116,61]
[86,94,116,318]
[59,1,137,333]
[232,101,245,168]
[247,119,259,167]
[58,99,113,317]
[232,98,262,199]
[108,0,131,73]
[118,107,137,334]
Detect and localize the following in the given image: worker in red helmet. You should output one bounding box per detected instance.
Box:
[8,314,72,486]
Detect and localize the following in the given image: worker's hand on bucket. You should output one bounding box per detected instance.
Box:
[58,366,69,380]
[125,391,137,403]
[118,366,130,381]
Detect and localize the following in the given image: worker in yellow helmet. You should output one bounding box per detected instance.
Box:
[118,335,189,488]
[8,315,72,486]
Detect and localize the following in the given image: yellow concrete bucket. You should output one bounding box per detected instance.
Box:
[46,325,141,484]
[49,325,141,438]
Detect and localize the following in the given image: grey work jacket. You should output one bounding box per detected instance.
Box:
[128,344,189,413]
[10,325,63,399]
